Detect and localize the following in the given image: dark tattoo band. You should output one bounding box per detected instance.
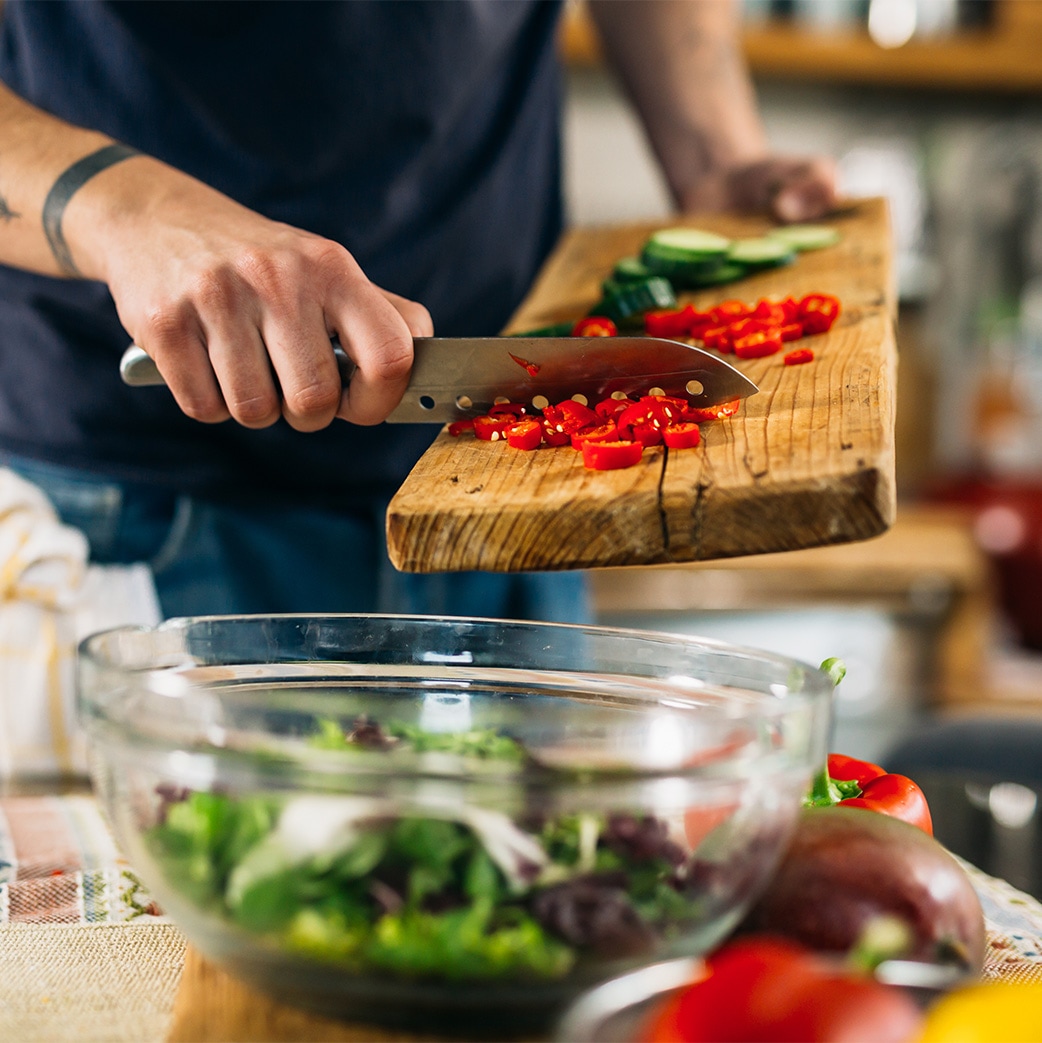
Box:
[42,143,140,276]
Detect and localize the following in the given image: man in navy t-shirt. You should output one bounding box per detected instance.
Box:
[0,0,836,619]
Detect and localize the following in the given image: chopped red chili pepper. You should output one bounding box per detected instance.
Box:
[733,329,783,359]
[570,422,619,450]
[644,305,696,339]
[797,293,841,335]
[779,322,804,342]
[784,347,815,365]
[447,418,474,437]
[487,402,528,417]
[595,396,634,422]
[682,398,741,423]
[572,316,618,337]
[662,422,702,449]
[472,414,514,441]
[504,418,543,451]
[542,398,600,435]
[711,299,750,323]
[508,352,541,377]
[629,420,664,447]
[699,325,732,353]
[581,439,643,470]
[540,423,571,447]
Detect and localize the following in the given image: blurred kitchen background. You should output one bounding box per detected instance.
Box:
[562,0,1042,896]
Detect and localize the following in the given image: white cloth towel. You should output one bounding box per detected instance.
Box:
[0,468,161,780]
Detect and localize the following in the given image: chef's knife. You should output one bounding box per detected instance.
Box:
[119,336,757,423]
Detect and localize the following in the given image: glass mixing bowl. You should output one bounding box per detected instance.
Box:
[78,614,833,1035]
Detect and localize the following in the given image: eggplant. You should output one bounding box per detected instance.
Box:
[740,806,986,972]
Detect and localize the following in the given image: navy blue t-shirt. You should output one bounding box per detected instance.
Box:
[0,0,564,503]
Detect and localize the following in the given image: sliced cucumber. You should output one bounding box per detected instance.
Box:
[683,262,747,287]
[591,276,676,326]
[645,227,733,257]
[766,224,842,251]
[726,237,797,270]
[611,256,653,283]
[641,227,733,288]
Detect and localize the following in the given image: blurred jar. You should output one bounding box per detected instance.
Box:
[927,317,1042,652]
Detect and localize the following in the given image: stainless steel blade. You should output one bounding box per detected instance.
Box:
[119,336,758,423]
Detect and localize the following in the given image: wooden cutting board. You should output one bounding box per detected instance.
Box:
[386,196,896,573]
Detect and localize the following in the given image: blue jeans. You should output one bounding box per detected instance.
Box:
[1,455,590,623]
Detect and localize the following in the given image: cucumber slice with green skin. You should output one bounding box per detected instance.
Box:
[726,237,798,269]
[641,245,730,288]
[591,276,676,325]
[645,227,733,257]
[611,256,654,283]
[682,262,749,288]
[766,224,842,251]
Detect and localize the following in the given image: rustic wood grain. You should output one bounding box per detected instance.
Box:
[386,197,895,574]
[166,946,444,1043]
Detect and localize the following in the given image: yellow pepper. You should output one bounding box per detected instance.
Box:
[918,981,1042,1042]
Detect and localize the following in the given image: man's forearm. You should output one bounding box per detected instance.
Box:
[0,81,133,278]
[586,0,769,206]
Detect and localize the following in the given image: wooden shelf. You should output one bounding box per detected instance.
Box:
[562,3,1042,94]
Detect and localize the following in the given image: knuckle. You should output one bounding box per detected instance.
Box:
[371,333,414,383]
[186,265,239,312]
[284,379,341,420]
[228,391,280,429]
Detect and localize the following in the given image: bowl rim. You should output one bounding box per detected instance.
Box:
[78,613,834,783]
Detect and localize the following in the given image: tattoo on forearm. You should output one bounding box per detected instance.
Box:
[42,143,140,276]
[0,193,19,221]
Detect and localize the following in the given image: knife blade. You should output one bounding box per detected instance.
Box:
[119,336,757,423]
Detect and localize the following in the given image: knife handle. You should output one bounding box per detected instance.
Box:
[119,340,357,387]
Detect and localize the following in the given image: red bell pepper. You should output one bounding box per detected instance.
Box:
[805,752,933,835]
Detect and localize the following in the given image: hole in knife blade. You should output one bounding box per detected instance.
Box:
[532,395,549,410]
[648,387,665,397]
[571,393,589,406]
[456,395,473,410]
[686,379,704,397]
[418,395,436,411]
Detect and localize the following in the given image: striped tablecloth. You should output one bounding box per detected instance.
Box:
[1,793,1040,1042]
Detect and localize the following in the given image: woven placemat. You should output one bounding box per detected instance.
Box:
[0,920,186,1043]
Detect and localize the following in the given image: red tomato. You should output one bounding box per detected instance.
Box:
[581,439,643,470]
[640,937,923,1043]
[572,315,618,337]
